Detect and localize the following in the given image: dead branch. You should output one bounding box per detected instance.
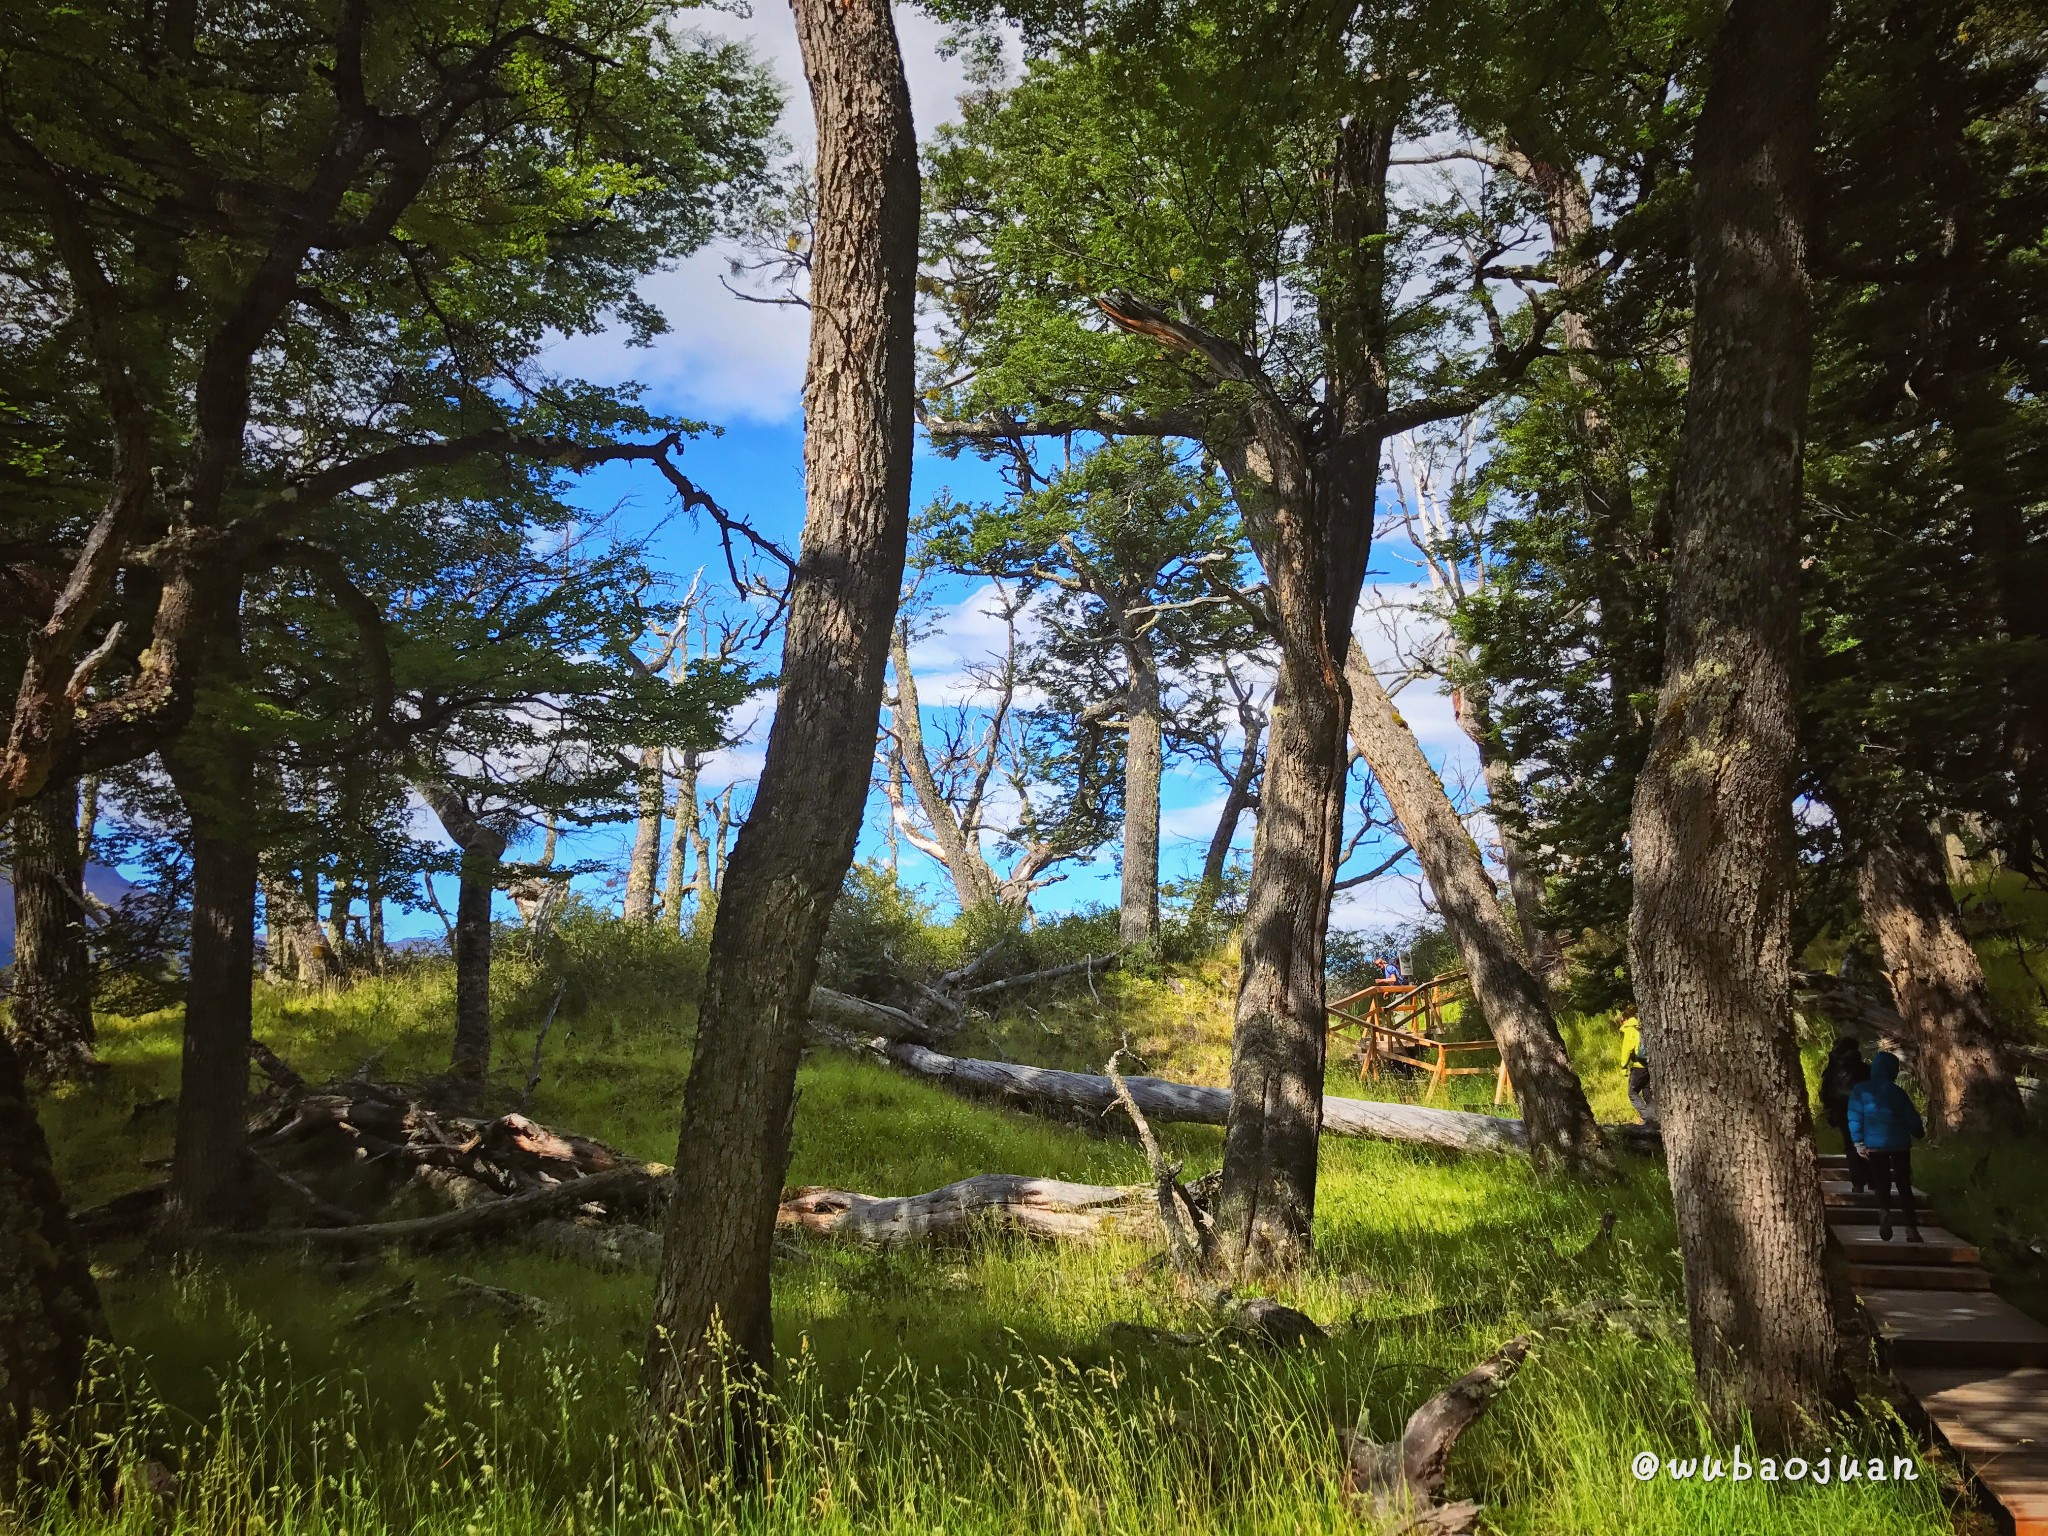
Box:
[961,952,1122,1000]
[214,1166,666,1251]
[1106,1047,1210,1272]
[1341,1335,1530,1534]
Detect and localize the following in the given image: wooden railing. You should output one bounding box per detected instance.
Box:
[1325,971,1512,1106]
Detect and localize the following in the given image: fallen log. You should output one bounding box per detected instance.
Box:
[776,1175,1158,1245]
[808,985,951,1045]
[868,1041,1535,1155]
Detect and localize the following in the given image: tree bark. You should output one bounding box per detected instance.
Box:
[641,0,917,1474]
[7,779,97,1084]
[1118,638,1163,945]
[1346,648,1609,1176]
[1856,817,2024,1137]
[416,785,507,1088]
[1624,0,1839,1440]
[623,745,665,923]
[164,741,261,1232]
[0,1031,106,1490]
[1200,117,1395,1275]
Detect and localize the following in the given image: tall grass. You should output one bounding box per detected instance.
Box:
[18,930,1979,1535]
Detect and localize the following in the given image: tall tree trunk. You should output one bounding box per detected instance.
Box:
[1119,639,1163,946]
[1857,816,2025,1137]
[7,780,97,1084]
[642,0,918,1473]
[261,878,297,982]
[163,742,260,1232]
[416,786,507,1091]
[1625,0,1839,1441]
[663,755,699,928]
[623,745,665,923]
[0,1031,106,1490]
[689,802,716,936]
[288,871,338,987]
[1453,680,1567,986]
[1346,648,1610,1176]
[365,862,386,974]
[1208,117,1392,1275]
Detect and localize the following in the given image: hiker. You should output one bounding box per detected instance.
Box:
[1375,955,1405,987]
[1819,1036,1872,1192]
[1847,1050,1925,1243]
[1620,1011,1656,1128]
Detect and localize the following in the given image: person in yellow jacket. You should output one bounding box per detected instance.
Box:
[1619,1011,1657,1127]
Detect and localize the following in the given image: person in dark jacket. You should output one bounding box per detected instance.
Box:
[1847,1051,1926,1242]
[1819,1037,1872,1192]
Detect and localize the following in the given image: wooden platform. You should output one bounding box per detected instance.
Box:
[1896,1367,2048,1536]
[1828,1159,2048,1534]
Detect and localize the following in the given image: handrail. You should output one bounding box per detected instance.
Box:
[1324,971,1508,1106]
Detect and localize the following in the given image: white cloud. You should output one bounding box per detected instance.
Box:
[542,10,1008,425]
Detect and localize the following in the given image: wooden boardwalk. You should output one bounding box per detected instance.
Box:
[1820,1153,2048,1533]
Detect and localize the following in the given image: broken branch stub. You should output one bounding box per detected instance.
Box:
[1341,1335,1530,1535]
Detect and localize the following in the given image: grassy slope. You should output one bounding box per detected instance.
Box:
[24,933,1970,1536]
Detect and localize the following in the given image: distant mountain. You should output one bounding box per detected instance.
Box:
[0,864,144,969]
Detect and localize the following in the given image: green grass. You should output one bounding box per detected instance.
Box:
[19,931,1976,1536]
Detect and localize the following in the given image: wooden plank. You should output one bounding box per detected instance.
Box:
[1833,1226,1981,1264]
[1865,1291,2048,1368]
[1846,1264,1992,1292]
[1896,1368,2048,1536]
[1821,1181,1928,1207]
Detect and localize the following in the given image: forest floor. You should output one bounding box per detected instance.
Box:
[27,910,2047,1536]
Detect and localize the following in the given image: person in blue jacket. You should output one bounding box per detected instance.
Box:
[1846,1051,1925,1242]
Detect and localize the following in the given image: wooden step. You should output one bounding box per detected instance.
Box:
[1833,1225,1980,1264]
[1866,1291,2048,1369]
[1846,1263,1993,1292]
[1820,1181,1928,1207]
[1817,1153,1848,1168]
[1894,1368,2048,1536]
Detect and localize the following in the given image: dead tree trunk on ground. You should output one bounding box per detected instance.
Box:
[1345,647,1609,1177]
[868,1039,1538,1155]
[0,1032,106,1489]
[7,779,97,1084]
[1624,0,1840,1440]
[1856,817,2025,1137]
[641,0,918,1475]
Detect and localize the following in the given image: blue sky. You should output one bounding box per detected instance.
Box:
[390,8,1487,942]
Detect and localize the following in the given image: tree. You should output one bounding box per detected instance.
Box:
[642,0,919,1474]
[1345,647,1609,1174]
[923,15,1552,1268]
[1625,0,1841,1438]
[923,438,1261,945]
[883,591,1107,914]
[0,0,777,816]
[0,1033,104,1492]
[6,779,96,1083]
